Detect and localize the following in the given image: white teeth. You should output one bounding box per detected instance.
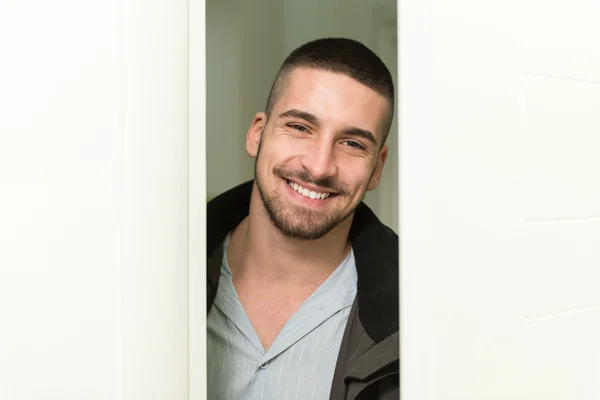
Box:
[287,180,331,200]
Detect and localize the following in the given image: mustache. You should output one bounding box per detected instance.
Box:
[273,166,349,196]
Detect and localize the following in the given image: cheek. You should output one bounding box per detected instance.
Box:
[347,168,378,198]
[339,169,372,194]
[262,139,301,163]
[256,142,292,178]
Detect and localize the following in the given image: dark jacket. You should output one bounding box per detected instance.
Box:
[207,180,399,399]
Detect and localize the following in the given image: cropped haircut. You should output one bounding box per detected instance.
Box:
[264,38,395,146]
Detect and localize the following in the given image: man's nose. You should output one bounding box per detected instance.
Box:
[300,140,338,179]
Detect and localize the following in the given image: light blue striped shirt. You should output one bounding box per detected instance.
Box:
[207,233,358,399]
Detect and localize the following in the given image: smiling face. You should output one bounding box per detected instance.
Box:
[246,67,390,240]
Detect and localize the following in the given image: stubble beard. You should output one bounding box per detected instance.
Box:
[253,140,364,241]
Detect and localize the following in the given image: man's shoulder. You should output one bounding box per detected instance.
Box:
[349,202,398,344]
[351,202,398,249]
[207,180,253,212]
[207,180,253,257]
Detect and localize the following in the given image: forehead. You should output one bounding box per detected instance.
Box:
[273,67,389,140]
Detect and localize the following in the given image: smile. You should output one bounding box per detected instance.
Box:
[285,179,333,200]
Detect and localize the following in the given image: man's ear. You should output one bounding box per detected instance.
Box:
[367,144,388,191]
[246,112,267,158]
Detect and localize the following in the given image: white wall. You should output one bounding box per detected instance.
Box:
[0,0,191,399]
[400,0,600,398]
[0,1,122,397]
[121,0,189,398]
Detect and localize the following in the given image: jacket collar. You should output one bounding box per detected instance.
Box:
[207,180,398,343]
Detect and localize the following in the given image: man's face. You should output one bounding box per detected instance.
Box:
[246,67,389,240]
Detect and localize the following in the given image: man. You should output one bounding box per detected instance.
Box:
[207,37,398,399]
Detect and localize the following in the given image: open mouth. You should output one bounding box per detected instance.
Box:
[285,178,337,200]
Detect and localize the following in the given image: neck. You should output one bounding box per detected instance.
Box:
[227,185,353,286]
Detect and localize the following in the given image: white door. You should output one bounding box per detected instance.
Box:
[400,0,600,398]
[1,1,190,399]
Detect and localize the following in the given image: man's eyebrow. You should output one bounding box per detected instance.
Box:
[278,109,320,126]
[343,127,378,147]
[279,108,378,147]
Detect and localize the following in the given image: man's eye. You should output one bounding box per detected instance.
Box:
[343,140,365,150]
[289,124,309,133]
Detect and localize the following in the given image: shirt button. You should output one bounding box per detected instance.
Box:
[259,362,268,370]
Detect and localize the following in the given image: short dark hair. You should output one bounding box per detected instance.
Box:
[264,37,395,145]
